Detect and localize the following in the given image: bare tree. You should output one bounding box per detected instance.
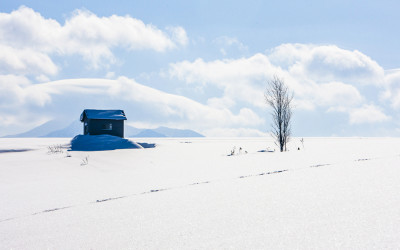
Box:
[265,76,293,152]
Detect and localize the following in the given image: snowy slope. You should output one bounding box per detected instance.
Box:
[0,137,400,249]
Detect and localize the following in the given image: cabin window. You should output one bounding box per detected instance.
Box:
[102,123,112,130]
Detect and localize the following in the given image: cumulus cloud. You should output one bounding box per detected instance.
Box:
[311,81,363,108]
[269,44,385,86]
[169,44,400,131]
[0,6,187,71]
[382,69,400,109]
[0,45,58,76]
[0,74,31,107]
[349,104,391,124]
[169,53,278,108]
[168,43,392,127]
[168,47,365,110]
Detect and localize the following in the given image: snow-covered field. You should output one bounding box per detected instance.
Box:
[1,137,399,249]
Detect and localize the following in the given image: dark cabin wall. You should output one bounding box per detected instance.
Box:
[83,118,124,137]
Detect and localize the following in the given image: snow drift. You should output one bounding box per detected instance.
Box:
[70,134,155,151]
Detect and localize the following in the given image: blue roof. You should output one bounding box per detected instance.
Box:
[80,109,127,121]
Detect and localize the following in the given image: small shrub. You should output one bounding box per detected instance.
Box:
[47,144,64,154]
[228,146,236,156]
[80,155,89,166]
[228,146,248,156]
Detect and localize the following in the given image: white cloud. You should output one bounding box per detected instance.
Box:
[213,36,248,56]
[0,74,31,107]
[268,43,310,69]
[0,76,265,136]
[0,44,58,76]
[204,127,268,137]
[168,51,364,111]
[36,74,51,83]
[390,90,400,109]
[306,46,384,85]
[62,9,178,54]
[270,44,385,86]
[169,54,274,86]
[313,81,363,108]
[382,69,400,109]
[166,26,188,46]
[207,96,235,109]
[105,72,116,79]
[168,44,390,126]
[0,6,186,70]
[169,54,279,108]
[349,104,391,124]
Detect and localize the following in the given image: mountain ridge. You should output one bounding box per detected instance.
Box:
[3,120,205,138]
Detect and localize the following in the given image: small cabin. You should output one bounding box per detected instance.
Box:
[80,109,127,138]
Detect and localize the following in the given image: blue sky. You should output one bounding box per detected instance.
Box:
[1,0,400,136]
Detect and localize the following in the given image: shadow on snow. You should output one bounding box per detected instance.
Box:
[69,134,155,151]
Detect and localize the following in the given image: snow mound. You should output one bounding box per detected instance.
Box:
[70,135,154,151]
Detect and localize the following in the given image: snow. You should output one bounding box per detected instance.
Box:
[0,137,400,249]
[80,109,127,121]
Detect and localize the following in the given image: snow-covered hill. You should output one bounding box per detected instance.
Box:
[0,137,399,249]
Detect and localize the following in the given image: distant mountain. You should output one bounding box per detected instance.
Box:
[124,125,143,137]
[3,120,67,138]
[132,129,167,138]
[3,120,204,138]
[127,126,204,138]
[153,126,204,137]
[44,120,82,137]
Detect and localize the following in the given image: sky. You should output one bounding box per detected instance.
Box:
[1,0,400,137]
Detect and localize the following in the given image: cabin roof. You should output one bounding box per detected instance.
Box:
[80,109,127,121]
